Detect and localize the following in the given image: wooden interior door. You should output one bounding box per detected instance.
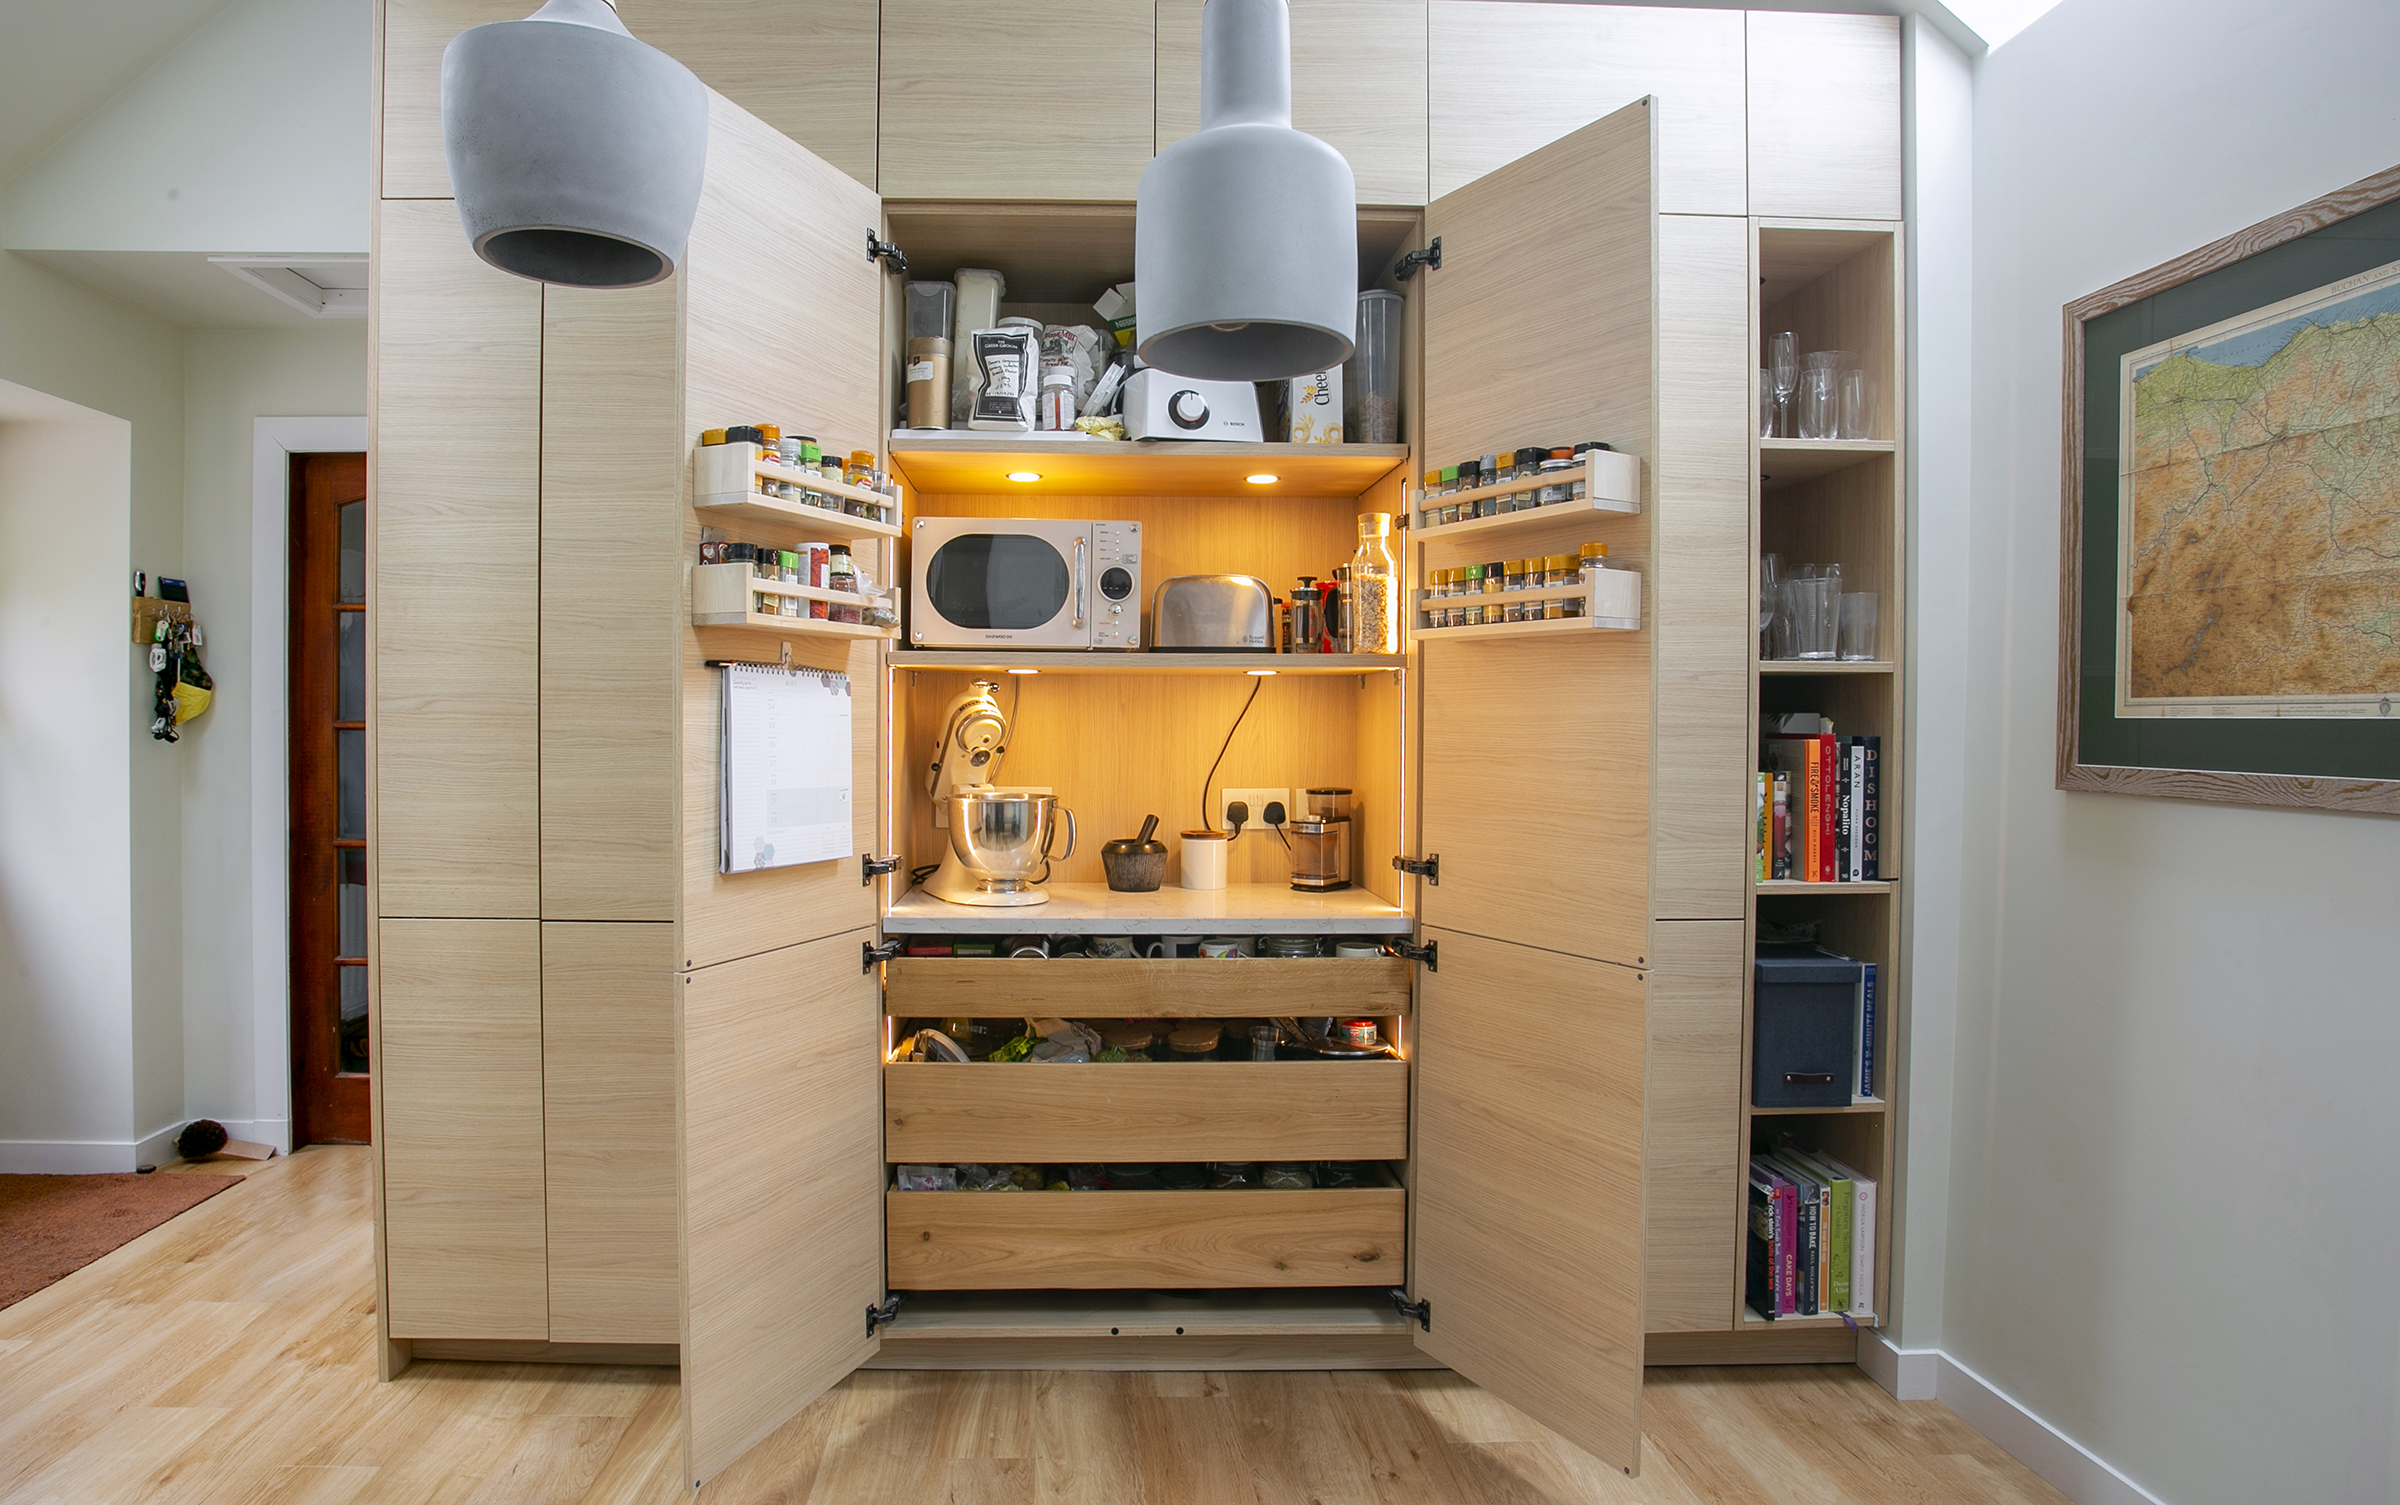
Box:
[289,450,371,1146]
[1402,101,1659,1475]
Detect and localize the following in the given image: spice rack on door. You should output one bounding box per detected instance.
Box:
[692,440,905,541]
[689,562,901,638]
[1410,568,1643,637]
[1409,448,1643,539]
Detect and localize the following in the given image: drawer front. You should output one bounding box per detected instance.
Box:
[885,1060,1409,1163]
[883,956,1412,1018]
[886,1188,1407,1290]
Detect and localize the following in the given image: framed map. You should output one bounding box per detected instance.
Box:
[2061,166,2400,813]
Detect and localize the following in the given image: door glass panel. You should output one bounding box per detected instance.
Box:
[338,500,365,603]
[338,729,365,838]
[924,534,1069,628]
[339,848,367,957]
[338,965,368,1072]
[338,613,364,721]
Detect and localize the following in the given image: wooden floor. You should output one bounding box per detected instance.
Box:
[0,1147,2069,1504]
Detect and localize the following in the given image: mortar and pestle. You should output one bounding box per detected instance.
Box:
[1101,814,1168,892]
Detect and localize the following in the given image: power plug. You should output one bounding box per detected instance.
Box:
[1219,788,1290,837]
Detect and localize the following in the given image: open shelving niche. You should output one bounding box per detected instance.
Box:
[1741,219,1906,1331]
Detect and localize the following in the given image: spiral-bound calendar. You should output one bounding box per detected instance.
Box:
[719,664,853,874]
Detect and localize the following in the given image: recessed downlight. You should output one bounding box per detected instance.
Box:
[1007,667,1039,675]
[1246,668,1279,676]
[1245,473,1279,485]
[1007,471,1042,483]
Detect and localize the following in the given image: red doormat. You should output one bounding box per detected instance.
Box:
[0,1173,241,1309]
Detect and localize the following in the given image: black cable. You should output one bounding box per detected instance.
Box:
[1198,675,1264,833]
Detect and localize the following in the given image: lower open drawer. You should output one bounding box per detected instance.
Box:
[885,1187,1407,1290]
[884,1059,1409,1163]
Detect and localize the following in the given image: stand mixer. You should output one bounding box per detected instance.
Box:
[921,679,1076,907]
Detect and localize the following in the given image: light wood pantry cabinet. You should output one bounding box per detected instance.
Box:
[366,0,1910,1489]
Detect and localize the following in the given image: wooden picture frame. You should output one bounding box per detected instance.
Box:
[2058,163,2400,814]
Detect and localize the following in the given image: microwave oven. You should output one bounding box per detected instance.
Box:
[908,517,1143,650]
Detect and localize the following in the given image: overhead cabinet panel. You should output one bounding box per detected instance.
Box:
[379,918,548,1339]
[616,0,881,190]
[1156,0,1430,206]
[1428,1,1745,214]
[380,0,521,198]
[373,198,541,918]
[1409,928,1646,1473]
[1746,12,1902,221]
[878,1,1156,200]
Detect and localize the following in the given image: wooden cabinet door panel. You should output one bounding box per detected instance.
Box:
[1409,928,1645,1473]
[1429,1,1744,215]
[1746,12,1902,221]
[1157,0,1429,206]
[378,918,547,1338]
[617,0,880,190]
[1414,101,1655,969]
[877,0,1155,201]
[1642,919,1744,1332]
[679,929,885,1487]
[372,198,541,918]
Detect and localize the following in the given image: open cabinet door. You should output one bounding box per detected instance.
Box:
[1404,101,1658,1475]
[675,94,892,1489]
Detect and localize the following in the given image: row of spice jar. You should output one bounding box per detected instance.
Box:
[1421,545,1607,629]
[700,423,899,525]
[1418,441,1612,525]
[698,536,886,623]
[894,1160,1398,1193]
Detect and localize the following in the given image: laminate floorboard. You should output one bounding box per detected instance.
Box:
[0,1148,2068,1504]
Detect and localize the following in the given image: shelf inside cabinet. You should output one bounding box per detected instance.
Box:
[883,881,1412,936]
[1411,449,1642,537]
[1749,1100,1887,1116]
[887,436,1411,498]
[693,441,904,539]
[1754,879,1894,896]
[891,650,1405,677]
[690,564,900,637]
[1743,1308,1877,1329]
[1758,439,1894,491]
[1758,659,1893,675]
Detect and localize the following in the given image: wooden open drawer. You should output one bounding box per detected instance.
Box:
[885,1059,1409,1163]
[883,956,1412,1019]
[886,1187,1407,1290]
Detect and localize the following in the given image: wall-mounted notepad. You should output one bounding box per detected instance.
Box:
[720,664,852,873]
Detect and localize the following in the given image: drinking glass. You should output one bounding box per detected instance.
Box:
[1768,332,1798,439]
[1797,368,1836,439]
[1790,575,1838,660]
[1758,368,1776,438]
[1759,553,1782,658]
[1838,592,1879,661]
[1839,370,1876,440]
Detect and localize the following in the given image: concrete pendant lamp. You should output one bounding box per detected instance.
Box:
[442,0,708,288]
[1135,0,1357,381]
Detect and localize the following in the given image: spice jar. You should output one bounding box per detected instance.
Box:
[1506,559,1531,592]
[1581,541,1609,578]
[1167,1023,1222,1061]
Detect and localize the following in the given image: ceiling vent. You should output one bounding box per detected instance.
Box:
[208,256,368,319]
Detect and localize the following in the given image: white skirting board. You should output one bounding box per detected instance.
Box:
[1860,1334,2174,1505]
[0,1118,289,1174]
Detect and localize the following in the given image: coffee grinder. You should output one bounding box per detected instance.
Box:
[1288,786,1353,892]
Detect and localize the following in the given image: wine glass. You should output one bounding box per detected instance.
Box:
[1768,333,1798,439]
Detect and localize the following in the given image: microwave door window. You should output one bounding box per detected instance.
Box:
[925,534,1071,629]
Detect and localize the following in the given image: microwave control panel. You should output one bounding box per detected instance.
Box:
[1091,521,1141,650]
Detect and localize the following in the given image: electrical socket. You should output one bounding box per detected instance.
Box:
[1219,787,1291,834]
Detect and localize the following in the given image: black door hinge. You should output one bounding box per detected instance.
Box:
[1393,237,1441,281]
[862,938,904,973]
[1390,938,1437,972]
[867,231,909,274]
[1391,853,1439,885]
[861,854,900,885]
[866,1294,902,1338]
[1390,1288,1431,1331]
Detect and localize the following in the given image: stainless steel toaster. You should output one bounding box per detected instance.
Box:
[1151,574,1273,651]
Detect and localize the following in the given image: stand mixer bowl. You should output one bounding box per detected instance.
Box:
[946,791,1075,886]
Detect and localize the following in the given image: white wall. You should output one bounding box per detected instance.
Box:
[1955,1,2400,1500]
[179,330,367,1147]
[0,386,137,1171]
[2,0,370,255]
